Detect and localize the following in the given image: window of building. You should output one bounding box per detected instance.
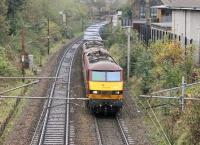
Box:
[151,0,157,18]
[140,0,146,19]
[151,8,157,17]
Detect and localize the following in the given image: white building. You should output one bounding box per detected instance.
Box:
[112,11,122,27]
[169,0,200,63]
[152,0,200,63]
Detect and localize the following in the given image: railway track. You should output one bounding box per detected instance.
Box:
[94,115,135,145]
[30,38,82,145]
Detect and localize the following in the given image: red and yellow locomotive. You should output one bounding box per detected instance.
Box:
[82,41,124,114]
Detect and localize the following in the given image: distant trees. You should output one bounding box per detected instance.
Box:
[7,0,26,35]
[0,0,8,44]
[93,0,106,12]
[0,0,27,44]
[0,0,89,75]
[0,0,89,44]
[122,6,133,19]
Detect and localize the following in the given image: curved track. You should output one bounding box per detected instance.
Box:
[30,38,82,145]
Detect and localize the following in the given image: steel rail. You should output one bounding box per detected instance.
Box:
[35,38,82,145]
[38,82,56,145]
[38,43,68,145]
[94,116,131,145]
[94,117,103,145]
[30,100,48,145]
[30,37,80,144]
[65,39,80,145]
[116,116,129,145]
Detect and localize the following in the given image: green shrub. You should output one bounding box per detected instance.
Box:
[0,47,18,76]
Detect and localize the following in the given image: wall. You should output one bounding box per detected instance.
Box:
[132,0,162,19]
[172,10,200,63]
[113,15,118,27]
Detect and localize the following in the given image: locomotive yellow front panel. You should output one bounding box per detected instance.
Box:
[89,81,123,91]
[89,94,123,100]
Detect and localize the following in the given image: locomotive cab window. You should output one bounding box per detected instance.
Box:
[92,71,106,81]
[91,71,121,82]
[107,72,121,81]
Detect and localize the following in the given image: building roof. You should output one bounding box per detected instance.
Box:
[152,22,172,28]
[151,5,169,9]
[161,0,200,10]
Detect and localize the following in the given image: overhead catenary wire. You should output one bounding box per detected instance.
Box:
[147,101,172,145]
[0,76,63,79]
[0,96,89,100]
[151,87,181,95]
[137,99,168,145]
[150,79,200,96]
[0,80,39,95]
[141,78,200,112]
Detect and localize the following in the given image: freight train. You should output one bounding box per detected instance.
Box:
[82,22,124,114]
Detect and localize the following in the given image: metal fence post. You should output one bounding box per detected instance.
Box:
[181,76,186,112]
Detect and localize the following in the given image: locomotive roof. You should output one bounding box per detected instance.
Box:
[83,41,104,50]
[85,48,122,71]
[86,49,111,62]
[84,31,99,36]
[89,61,122,71]
[83,21,121,71]
[84,47,108,54]
[83,35,102,41]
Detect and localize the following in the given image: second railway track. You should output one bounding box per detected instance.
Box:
[31,38,82,145]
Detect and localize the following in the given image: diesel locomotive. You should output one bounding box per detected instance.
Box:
[82,22,124,114]
[82,42,124,114]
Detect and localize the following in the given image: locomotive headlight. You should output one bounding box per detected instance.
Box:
[93,91,98,94]
[115,91,120,95]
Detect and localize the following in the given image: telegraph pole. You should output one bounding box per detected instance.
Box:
[20,28,25,82]
[127,27,131,81]
[47,18,50,55]
[122,18,133,82]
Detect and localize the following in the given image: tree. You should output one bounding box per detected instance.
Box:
[7,0,26,35]
[93,0,106,12]
[122,6,133,19]
[0,0,8,45]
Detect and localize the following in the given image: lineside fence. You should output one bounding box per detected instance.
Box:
[138,23,194,47]
[140,76,200,112]
[139,76,200,144]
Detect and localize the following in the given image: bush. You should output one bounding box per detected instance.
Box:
[0,47,18,76]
